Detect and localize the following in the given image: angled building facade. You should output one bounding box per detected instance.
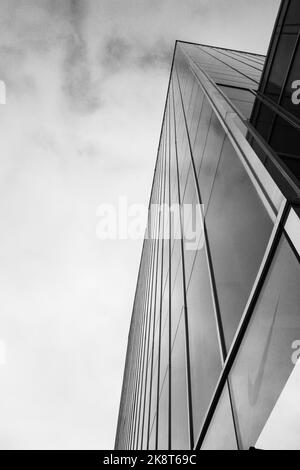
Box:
[115,0,300,450]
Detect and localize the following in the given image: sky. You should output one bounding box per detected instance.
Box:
[0,0,280,450]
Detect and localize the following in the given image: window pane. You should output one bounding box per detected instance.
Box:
[265,33,298,104]
[171,313,189,449]
[197,112,225,211]
[201,383,238,450]
[171,258,183,341]
[230,235,300,449]
[187,248,222,438]
[205,136,273,349]
[280,41,300,120]
[192,97,213,177]
[158,370,169,450]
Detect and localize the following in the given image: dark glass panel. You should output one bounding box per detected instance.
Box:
[270,116,300,175]
[250,102,275,150]
[280,41,300,120]
[285,0,300,25]
[205,136,273,349]
[171,313,189,449]
[265,33,298,103]
[230,235,300,449]
[201,383,238,450]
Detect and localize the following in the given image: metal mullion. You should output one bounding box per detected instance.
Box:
[228,49,266,67]
[167,97,172,451]
[257,0,289,96]
[146,142,165,449]
[171,74,194,450]
[126,259,146,449]
[131,240,153,448]
[138,192,161,449]
[194,199,289,449]
[129,245,150,448]
[175,65,244,447]
[211,47,263,73]
[135,201,161,448]
[155,122,168,450]
[128,300,144,448]
[143,149,164,450]
[116,235,148,449]
[134,234,157,448]
[139,240,157,448]
[117,43,178,449]
[250,0,289,126]
[177,39,265,57]
[183,52,296,214]
[140,171,162,449]
[250,89,300,130]
[198,45,259,85]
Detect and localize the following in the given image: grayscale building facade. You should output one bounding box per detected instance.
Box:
[115,0,300,450]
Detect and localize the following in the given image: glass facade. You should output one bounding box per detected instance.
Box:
[115,0,300,450]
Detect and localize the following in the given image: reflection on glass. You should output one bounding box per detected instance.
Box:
[205,136,273,349]
[265,33,298,103]
[201,383,238,450]
[171,313,189,449]
[158,370,169,450]
[197,112,225,210]
[187,248,222,438]
[171,255,183,341]
[230,236,300,449]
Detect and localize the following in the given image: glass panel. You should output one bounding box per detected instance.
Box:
[171,313,189,449]
[189,87,205,146]
[192,97,213,176]
[280,41,300,121]
[201,383,238,450]
[285,0,300,25]
[205,135,273,349]
[219,86,256,118]
[265,33,298,104]
[158,370,169,450]
[171,258,183,341]
[159,289,169,393]
[148,415,156,450]
[197,111,225,211]
[142,356,151,449]
[230,235,300,449]
[187,248,222,438]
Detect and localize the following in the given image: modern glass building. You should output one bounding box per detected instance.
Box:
[115,0,300,450]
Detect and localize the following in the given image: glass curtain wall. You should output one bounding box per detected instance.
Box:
[115,28,300,450]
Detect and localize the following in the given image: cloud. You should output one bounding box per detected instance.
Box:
[0,0,281,451]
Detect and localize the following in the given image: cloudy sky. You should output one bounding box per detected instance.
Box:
[0,0,280,450]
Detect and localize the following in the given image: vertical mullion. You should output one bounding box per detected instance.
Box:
[146,141,165,448]
[135,221,157,448]
[167,96,172,451]
[129,244,150,448]
[171,75,194,450]
[155,124,168,449]
[139,181,160,449]
[175,65,244,448]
